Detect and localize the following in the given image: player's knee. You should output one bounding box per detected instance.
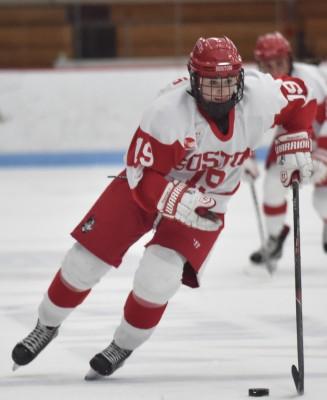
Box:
[313,187,327,219]
[263,165,288,204]
[61,242,111,290]
[133,245,185,304]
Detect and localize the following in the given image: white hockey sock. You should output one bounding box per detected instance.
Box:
[113,318,155,351]
[38,293,74,327]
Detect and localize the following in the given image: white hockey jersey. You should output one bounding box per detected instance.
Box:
[126,70,316,214]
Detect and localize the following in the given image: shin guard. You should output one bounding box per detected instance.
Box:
[48,269,91,308]
[124,291,167,329]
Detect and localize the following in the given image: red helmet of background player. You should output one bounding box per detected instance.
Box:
[188,37,244,119]
[254,31,292,61]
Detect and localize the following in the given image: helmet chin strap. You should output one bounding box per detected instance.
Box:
[199,97,235,121]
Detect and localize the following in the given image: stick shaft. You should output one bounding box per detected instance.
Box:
[292,179,304,394]
[249,181,274,273]
[250,181,265,245]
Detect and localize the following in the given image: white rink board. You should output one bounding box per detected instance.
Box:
[0,66,187,153]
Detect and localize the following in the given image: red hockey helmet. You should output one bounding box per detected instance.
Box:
[188,36,243,78]
[254,32,292,61]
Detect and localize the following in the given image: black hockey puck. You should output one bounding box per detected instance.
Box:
[248,388,269,397]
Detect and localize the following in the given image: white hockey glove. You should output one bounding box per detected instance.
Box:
[157,180,220,231]
[312,147,327,184]
[275,131,313,187]
[242,157,260,182]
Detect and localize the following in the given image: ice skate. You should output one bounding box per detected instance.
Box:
[12,319,59,370]
[323,223,327,253]
[250,225,290,267]
[85,340,132,380]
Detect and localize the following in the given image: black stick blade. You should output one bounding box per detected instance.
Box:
[292,364,304,395]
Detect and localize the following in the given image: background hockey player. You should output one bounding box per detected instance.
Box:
[12,36,317,379]
[247,31,327,268]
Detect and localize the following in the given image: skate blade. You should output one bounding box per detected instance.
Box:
[264,259,277,275]
[12,363,20,372]
[84,368,105,381]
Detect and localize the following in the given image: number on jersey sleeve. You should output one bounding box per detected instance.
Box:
[126,127,186,212]
[274,76,317,134]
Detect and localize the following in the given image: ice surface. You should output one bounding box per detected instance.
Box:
[0,165,326,400]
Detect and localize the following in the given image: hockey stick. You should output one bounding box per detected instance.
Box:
[249,181,275,274]
[291,177,304,395]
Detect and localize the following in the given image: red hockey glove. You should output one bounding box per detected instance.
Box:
[157,180,221,231]
[275,131,313,187]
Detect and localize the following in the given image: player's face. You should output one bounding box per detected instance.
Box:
[199,76,238,103]
[257,57,290,78]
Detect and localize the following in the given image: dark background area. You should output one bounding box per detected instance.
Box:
[0,0,326,68]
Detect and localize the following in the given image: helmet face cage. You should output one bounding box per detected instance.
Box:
[189,69,244,118]
[199,71,244,103]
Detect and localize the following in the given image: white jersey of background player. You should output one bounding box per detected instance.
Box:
[11,37,316,380]
[247,31,327,267]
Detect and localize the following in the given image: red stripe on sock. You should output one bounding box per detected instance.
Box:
[124,291,167,329]
[48,269,91,308]
[263,201,287,216]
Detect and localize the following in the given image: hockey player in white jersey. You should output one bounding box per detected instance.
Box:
[248,31,327,267]
[12,36,316,379]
